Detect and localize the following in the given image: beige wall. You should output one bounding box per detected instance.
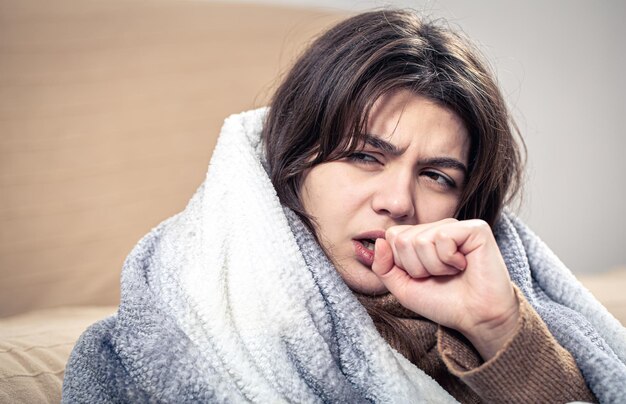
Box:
[0,0,344,316]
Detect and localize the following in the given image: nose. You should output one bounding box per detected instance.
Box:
[371,170,416,221]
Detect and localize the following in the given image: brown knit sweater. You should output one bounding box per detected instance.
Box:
[356,285,597,403]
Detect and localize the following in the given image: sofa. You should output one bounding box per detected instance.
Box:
[0,1,623,402]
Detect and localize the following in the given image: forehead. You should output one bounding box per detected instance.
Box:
[365,89,470,160]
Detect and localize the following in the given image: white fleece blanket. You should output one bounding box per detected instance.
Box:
[62,108,626,403]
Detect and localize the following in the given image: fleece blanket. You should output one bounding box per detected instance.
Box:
[62,108,626,403]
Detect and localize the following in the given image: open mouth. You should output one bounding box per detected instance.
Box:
[353,231,384,268]
[358,238,376,251]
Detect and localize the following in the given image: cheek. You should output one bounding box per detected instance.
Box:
[302,165,360,210]
[416,193,461,223]
[301,169,342,223]
[304,183,355,224]
[300,165,368,241]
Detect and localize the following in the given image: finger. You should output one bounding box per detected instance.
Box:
[412,233,461,276]
[384,225,413,271]
[371,239,418,302]
[434,231,467,271]
[371,238,394,276]
[391,229,429,278]
[388,221,460,277]
[436,219,492,255]
[385,218,457,244]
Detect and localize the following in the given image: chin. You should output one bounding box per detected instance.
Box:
[341,265,389,296]
[354,283,389,296]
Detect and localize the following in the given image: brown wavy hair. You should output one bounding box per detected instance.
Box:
[263,9,525,231]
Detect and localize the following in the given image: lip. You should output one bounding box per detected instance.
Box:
[353,230,386,268]
[354,230,386,241]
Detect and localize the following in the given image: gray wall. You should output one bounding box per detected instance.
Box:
[244,0,626,274]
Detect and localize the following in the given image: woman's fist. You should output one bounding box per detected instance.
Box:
[372,218,520,361]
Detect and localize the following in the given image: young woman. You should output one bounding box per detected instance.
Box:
[63,9,626,403]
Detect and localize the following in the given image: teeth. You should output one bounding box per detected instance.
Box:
[362,239,375,251]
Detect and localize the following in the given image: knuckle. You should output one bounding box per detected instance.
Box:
[385,226,404,241]
[470,219,490,232]
[407,267,429,279]
[413,236,431,249]
[434,230,449,242]
[394,234,410,250]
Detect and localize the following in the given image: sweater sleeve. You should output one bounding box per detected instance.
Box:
[437,285,597,404]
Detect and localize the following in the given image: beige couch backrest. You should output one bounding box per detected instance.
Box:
[0,0,343,317]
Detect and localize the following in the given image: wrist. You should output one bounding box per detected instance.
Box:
[463,295,521,361]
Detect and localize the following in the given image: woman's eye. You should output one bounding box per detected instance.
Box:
[422,171,455,188]
[347,152,380,165]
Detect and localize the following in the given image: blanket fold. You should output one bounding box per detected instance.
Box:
[63,108,626,403]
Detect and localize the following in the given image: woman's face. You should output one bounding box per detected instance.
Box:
[300,90,470,295]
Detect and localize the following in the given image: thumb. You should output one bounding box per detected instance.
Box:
[372,238,425,307]
[372,238,394,276]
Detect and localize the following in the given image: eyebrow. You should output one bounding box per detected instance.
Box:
[363,134,404,156]
[420,157,468,175]
[363,133,468,175]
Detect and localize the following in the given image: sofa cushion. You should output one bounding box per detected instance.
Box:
[0,306,115,403]
[578,268,626,326]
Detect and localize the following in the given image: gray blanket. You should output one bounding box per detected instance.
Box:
[62,109,626,403]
